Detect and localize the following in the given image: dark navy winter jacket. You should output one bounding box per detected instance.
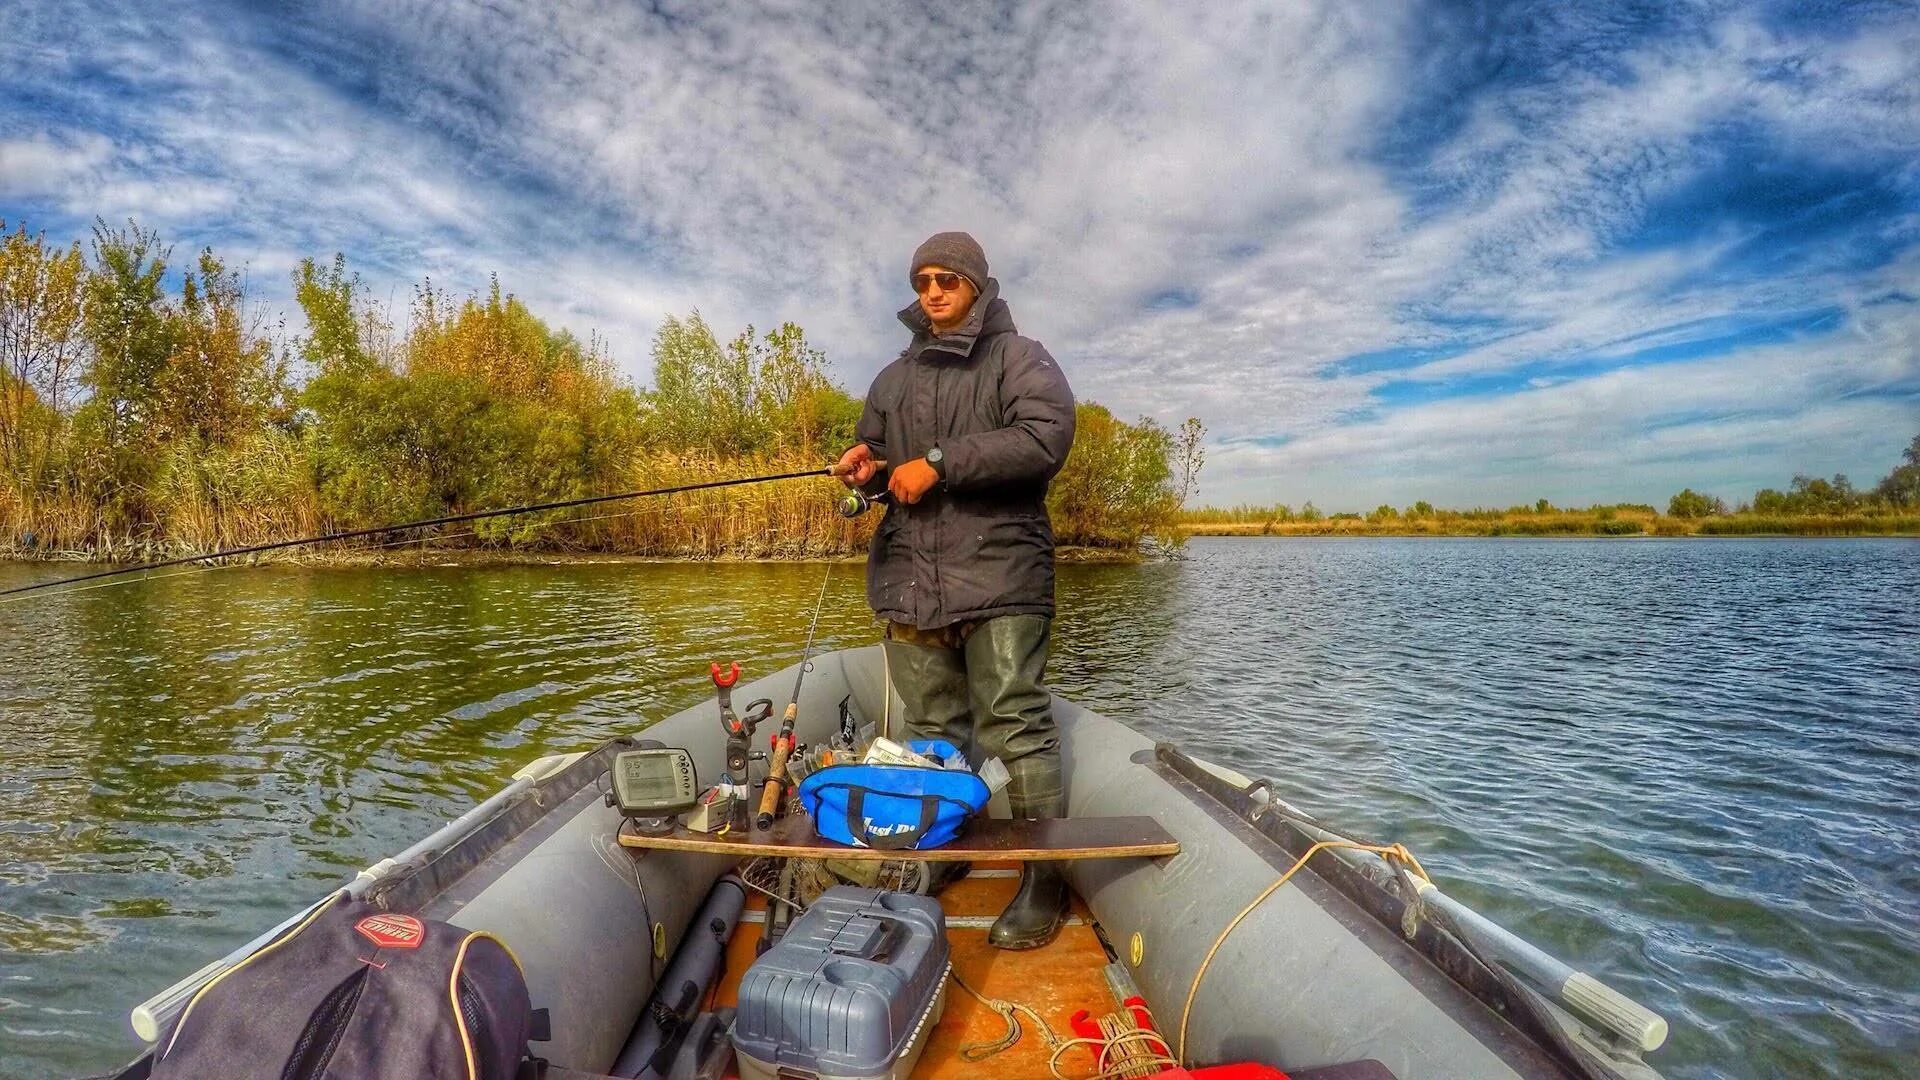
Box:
[854,279,1075,628]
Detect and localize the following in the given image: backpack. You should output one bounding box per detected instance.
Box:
[151,891,543,1080]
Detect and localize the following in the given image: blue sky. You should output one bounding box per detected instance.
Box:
[1,0,1915,509]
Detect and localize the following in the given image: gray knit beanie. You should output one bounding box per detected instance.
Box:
[909,231,988,291]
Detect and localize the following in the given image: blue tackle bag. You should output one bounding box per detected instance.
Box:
[798,762,989,850]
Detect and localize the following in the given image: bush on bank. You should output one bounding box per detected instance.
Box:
[0,220,1200,559]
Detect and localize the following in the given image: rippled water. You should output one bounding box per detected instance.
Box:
[1,539,1915,1078]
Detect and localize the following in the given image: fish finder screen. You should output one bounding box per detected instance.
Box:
[621,765,675,801]
[611,748,696,816]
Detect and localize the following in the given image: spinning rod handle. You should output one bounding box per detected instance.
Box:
[755,703,800,828]
[827,458,889,478]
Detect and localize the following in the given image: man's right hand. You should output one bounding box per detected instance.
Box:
[833,443,879,487]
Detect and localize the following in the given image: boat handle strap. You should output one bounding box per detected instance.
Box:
[841,788,942,850]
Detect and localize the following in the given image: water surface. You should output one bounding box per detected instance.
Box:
[1,538,1915,1077]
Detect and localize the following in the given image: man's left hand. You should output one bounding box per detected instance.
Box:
[889,458,940,505]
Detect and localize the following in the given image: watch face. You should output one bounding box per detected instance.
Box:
[927,448,943,463]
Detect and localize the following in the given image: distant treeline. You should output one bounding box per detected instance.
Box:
[0,218,1203,561]
[1184,436,1920,538]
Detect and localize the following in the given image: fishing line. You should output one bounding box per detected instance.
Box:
[2,482,856,605]
[1,466,838,602]
[3,564,229,602]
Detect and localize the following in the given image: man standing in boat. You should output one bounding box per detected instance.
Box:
[836,231,1076,950]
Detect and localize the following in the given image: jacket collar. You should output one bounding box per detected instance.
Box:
[897,277,1014,359]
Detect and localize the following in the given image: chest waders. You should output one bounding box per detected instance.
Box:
[884,613,1068,949]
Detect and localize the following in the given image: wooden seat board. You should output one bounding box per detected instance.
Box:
[616,814,1178,861]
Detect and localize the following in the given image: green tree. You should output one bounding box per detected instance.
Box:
[293,254,387,380]
[0,221,88,497]
[737,322,859,455]
[298,260,641,529]
[1047,403,1180,547]
[645,312,741,453]
[1874,434,1920,508]
[156,248,286,448]
[68,220,178,530]
[80,219,173,451]
[1666,488,1724,519]
[642,314,859,458]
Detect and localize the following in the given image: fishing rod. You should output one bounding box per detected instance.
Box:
[757,561,835,830]
[1,461,886,601]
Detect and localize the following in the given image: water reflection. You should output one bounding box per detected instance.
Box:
[1,540,1916,1078]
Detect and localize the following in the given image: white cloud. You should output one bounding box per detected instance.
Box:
[0,0,1913,506]
[1207,301,1920,509]
[0,132,113,198]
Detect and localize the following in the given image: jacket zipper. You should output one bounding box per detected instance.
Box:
[927,359,943,624]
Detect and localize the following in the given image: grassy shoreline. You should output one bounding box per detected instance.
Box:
[0,542,1152,570]
[1179,514,1920,538]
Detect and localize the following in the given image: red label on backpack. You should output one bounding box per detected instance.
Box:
[354,913,425,949]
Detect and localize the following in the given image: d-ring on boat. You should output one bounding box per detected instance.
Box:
[115,646,1668,1080]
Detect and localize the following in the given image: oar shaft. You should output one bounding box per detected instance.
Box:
[1412,881,1668,1052]
[1251,787,1668,1052]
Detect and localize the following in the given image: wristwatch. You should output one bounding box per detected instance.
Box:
[925,445,946,480]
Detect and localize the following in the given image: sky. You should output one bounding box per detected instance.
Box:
[1,0,1915,510]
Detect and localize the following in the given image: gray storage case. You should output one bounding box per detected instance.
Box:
[732,886,950,1080]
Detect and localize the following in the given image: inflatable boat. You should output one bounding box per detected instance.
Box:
[113,646,1668,1079]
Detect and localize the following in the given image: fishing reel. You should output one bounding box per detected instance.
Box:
[836,490,890,517]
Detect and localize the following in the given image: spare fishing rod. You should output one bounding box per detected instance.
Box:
[2,460,886,601]
[757,561,835,830]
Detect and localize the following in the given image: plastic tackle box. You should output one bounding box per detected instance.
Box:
[732,886,950,1080]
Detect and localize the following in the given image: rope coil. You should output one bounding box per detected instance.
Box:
[953,968,1179,1080]
[1176,839,1431,1064]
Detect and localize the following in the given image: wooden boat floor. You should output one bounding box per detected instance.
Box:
[713,863,1118,1080]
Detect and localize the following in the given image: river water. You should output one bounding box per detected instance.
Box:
[0,538,1915,1078]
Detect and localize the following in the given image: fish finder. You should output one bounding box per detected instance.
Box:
[606,746,699,835]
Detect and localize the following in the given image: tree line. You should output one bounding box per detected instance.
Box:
[1182,436,1920,538]
[0,219,1202,560]
[1666,439,1920,519]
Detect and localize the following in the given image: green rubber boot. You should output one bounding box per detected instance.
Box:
[958,616,1069,950]
[988,759,1068,950]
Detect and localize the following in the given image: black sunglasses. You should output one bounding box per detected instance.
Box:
[912,272,967,294]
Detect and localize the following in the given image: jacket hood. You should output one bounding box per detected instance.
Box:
[897,277,1016,358]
